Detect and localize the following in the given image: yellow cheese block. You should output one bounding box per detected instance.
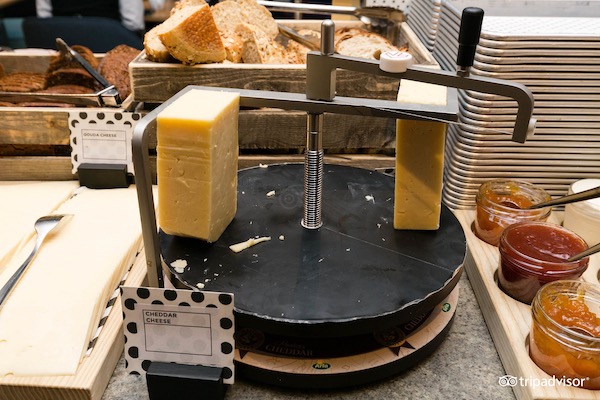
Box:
[394,78,447,230]
[0,186,142,376]
[157,89,240,242]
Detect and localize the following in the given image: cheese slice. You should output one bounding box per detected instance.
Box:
[0,181,78,278]
[0,186,142,376]
[157,89,240,242]
[394,78,447,230]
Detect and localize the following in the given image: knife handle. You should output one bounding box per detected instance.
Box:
[456,7,484,69]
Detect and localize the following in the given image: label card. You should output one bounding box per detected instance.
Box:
[69,110,141,174]
[121,287,235,384]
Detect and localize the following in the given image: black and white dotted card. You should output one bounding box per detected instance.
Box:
[120,286,235,384]
[69,110,142,175]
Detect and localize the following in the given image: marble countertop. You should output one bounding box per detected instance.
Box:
[101,272,516,400]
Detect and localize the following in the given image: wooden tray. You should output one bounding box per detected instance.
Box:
[455,209,600,400]
[0,243,147,400]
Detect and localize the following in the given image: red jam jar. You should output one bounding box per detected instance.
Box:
[530,280,600,390]
[475,179,551,246]
[498,221,589,304]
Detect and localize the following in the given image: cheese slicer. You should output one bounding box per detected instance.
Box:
[0,214,70,306]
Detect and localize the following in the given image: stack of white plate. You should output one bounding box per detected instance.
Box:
[427,0,600,208]
[406,0,441,51]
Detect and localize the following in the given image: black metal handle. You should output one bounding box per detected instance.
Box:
[456,7,484,69]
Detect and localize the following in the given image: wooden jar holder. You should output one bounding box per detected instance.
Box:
[454,210,600,400]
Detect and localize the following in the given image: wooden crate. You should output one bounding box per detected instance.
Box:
[0,50,139,181]
[129,20,438,155]
[455,209,600,400]
[130,21,438,103]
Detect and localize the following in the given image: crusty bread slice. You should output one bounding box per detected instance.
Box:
[211,1,246,35]
[144,24,175,62]
[212,0,278,39]
[158,4,226,64]
[335,28,399,60]
[234,0,279,39]
[286,29,320,64]
[220,31,243,63]
[236,22,289,64]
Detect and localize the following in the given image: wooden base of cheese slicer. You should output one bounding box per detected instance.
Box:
[160,164,464,387]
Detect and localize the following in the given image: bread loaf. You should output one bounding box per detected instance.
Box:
[158,4,226,64]
[236,22,289,64]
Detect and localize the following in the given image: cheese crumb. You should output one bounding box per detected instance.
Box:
[266,190,276,197]
[365,195,375,203]
[259,163,268,168]
[229,236,271,253]
[279,235,285,241]
[196,282,205,289]
[170,259,188,273]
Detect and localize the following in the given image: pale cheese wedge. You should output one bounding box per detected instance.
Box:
[0,186,142,376]
[0,181,78,278]
[394,77,448,230]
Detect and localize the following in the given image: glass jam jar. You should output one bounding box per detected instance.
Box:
[530,280,600,390]
[563,179,600,247]
[475,179,552,246]
[498,221,589,304]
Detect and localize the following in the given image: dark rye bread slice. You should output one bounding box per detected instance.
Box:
[48,45,99,73]
[45,68,99,90]
[97,44,141,99]
[0,72,47,92]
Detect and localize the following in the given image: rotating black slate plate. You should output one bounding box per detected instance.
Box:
[161,164,465,337]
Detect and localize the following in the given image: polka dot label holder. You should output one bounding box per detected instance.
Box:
[69,110,142,175]
[120,287,235,384]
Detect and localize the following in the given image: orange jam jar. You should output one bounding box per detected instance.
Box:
[530,281,600,390]
[498,221,589,304]
[475,179,551,246]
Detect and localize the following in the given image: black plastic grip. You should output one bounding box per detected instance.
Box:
[456,7,484,68]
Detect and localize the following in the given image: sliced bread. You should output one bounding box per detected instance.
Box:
[170,0,207,15]
[213,0,278,39]
[144,24,175,62]
[220,31,243,63]
[158,3,226,64]
[334,28,401,60]
[286,29,320,64]
[233,0,279,39]
[236,22,289,64]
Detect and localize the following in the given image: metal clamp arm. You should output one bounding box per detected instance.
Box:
[305,52,534,143]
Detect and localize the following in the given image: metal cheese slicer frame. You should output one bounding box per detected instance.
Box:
[133,8,535,288]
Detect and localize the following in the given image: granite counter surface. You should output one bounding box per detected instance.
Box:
[101,271,516,400]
